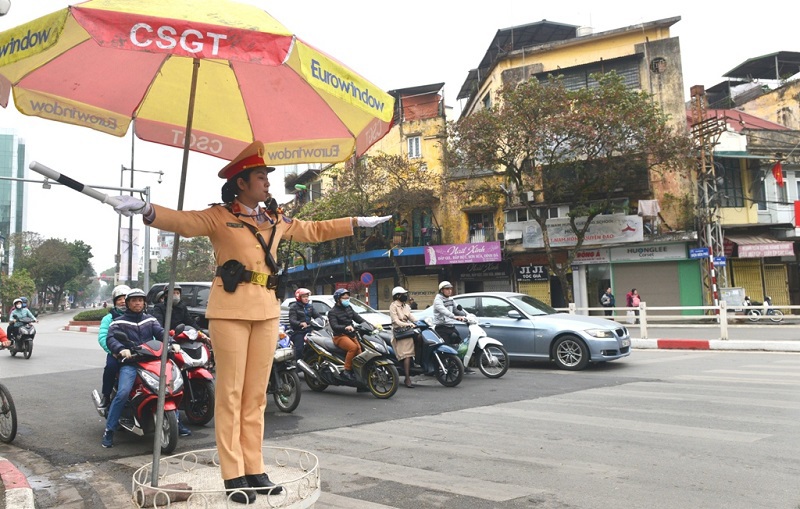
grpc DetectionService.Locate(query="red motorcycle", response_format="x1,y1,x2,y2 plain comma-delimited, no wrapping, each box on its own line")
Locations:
171,325,215,426
92,333,184,454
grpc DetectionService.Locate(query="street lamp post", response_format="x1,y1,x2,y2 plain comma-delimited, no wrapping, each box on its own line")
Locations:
117,165,162,290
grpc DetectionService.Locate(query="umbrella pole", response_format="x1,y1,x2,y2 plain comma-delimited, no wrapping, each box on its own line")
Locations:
151,57,201,487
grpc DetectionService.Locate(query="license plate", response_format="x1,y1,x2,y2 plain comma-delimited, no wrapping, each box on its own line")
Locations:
621,339,631,347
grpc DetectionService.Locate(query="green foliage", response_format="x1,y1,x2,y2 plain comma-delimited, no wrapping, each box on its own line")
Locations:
73,308,110,321
16,237,94,311
149,236,215,283
0,269,36,315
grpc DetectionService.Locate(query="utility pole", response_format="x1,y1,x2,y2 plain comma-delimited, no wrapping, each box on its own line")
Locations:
690,85,727,308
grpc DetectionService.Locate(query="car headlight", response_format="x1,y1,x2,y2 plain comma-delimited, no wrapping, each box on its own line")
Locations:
584,328,615,338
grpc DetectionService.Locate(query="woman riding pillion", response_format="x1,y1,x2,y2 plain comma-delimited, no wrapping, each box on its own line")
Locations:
288,288,320,360
328,289,366,381
389,286,422,388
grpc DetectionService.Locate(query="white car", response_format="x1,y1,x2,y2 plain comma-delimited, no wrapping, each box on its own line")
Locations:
280,295,392,330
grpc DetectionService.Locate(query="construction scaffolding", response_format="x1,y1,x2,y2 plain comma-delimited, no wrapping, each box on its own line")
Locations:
689,85,728,307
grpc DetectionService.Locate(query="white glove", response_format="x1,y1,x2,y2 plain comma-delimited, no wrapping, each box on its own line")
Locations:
119,349,132,359
113,195,151,217
356,215,392,228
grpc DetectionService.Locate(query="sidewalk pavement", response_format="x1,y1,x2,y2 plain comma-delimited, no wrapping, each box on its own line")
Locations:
5,322,786,509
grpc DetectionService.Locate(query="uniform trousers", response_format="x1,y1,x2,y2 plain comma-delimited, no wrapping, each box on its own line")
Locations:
209,317,279,480
332,334,361,371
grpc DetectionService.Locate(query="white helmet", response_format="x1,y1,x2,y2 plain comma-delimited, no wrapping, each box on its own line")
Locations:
438,281,453,291
111,285,131,301
392,286,408,299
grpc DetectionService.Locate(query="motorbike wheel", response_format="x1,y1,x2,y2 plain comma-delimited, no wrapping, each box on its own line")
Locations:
366,362,398,399
183,380,215,426
23,341,32,360
747,309,761,322
0,383,17,443
769,310,784,323
272,370,301,413
436,354,464,387
8,344,15,357
158,410,179,455
478,345,509,379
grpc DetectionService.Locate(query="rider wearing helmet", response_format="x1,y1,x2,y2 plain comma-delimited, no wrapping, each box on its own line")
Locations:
102,288,172,448
288,288,320,360
152,283,198,331
8,297,36,341
432,281,467,346
327,289,366,380
389,286,421,388
97,285,131,411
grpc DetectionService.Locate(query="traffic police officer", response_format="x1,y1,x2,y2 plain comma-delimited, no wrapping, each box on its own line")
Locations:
114,141,390,503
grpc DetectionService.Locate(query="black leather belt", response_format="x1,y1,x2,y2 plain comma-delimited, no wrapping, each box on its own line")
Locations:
215,266,278,289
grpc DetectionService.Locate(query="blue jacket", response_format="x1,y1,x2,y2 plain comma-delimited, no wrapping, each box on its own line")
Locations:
98,307,125,354
106,309,166,356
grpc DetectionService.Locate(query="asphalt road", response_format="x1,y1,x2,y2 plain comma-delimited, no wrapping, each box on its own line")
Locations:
0,310,797,508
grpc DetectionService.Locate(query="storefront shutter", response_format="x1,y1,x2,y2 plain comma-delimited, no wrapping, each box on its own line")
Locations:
518,281,551,305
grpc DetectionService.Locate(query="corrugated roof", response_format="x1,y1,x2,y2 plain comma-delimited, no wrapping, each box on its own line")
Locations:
686,109,789,132
723,51,800,80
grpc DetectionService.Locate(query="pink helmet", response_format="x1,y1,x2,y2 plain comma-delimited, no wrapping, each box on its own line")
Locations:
295,288,311,301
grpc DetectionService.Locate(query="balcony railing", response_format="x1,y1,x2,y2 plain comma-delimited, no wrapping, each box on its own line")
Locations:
469,226,495,243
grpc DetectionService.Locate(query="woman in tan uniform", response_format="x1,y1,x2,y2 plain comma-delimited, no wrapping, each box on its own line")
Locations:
114,141,390,504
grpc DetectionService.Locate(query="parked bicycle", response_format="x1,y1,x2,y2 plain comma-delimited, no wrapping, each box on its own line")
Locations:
744,296,784,323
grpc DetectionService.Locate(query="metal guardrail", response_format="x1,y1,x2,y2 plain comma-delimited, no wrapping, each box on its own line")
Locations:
556,301,798,340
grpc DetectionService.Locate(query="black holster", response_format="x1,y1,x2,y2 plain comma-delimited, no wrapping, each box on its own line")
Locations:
218,259,245,293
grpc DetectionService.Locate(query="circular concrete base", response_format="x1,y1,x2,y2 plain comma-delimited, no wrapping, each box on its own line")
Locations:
131,446,320,507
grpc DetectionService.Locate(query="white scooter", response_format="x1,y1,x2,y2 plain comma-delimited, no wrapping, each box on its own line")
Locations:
454,312,509,379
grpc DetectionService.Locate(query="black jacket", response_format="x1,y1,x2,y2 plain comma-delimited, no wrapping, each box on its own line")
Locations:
152,301,198,331
327,303,364,335
288,301,320,331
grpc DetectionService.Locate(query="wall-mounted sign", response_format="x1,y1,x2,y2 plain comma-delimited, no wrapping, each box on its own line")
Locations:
612,243,688,262
424,242,502,266
515,265,548,282
522,215,643,249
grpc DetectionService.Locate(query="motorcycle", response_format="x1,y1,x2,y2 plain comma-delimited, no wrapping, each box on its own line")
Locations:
268,330,301,413
453,313,509,378
8,316,35,359
375,319,465,387
91,331,184,454
298,319,399,399
171,325,215,426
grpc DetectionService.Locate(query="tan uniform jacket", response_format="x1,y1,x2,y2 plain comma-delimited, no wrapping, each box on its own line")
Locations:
149,204,353,321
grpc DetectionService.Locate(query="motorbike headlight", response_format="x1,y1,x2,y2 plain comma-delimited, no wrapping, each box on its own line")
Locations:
139,369,160,392
172,364,184,392
585,328,615,338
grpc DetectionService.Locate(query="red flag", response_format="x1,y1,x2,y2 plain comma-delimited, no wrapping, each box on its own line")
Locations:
772,162,784,186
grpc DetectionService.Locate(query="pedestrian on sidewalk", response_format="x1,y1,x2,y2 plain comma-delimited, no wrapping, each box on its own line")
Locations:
600,287,615,317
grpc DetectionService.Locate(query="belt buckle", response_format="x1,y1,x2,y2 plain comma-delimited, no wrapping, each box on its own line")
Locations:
250,271,268,286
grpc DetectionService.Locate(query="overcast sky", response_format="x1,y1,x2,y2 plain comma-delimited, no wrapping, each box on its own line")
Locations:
1,0,797,279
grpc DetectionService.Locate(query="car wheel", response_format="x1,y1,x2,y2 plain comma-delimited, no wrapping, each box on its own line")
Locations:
552,335,589,371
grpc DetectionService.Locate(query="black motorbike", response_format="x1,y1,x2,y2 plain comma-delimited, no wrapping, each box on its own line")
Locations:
298,319,399,399
8,316,35,359
268,334,301,413
373,319,464,387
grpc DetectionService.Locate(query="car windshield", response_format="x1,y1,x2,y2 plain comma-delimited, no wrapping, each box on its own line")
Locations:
507,295,557,316
346,297,376,314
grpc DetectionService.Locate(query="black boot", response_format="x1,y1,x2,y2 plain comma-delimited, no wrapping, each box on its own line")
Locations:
223,476,256,504
245,473,284,495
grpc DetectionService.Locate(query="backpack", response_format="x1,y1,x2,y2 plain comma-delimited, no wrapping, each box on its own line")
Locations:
600,294,611,306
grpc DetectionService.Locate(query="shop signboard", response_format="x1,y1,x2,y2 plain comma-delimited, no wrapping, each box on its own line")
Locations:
515,265,548,282
612,243,688,262
455,262,509,280
522,215,643,248
424,241,502,266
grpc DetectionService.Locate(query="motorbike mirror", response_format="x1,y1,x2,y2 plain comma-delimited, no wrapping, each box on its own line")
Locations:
456,304,463,311
174,324,185,336
113,330,133,346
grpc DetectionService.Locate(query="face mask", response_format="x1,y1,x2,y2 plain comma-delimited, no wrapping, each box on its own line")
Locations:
399,294,408,302
341,300,351,308
115,305,127,313
172,296,181,304
14,304,21,309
